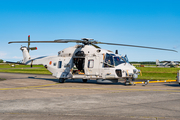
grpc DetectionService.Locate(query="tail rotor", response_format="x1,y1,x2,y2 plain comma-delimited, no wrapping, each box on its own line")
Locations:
27,35,37,52
28,35,30,52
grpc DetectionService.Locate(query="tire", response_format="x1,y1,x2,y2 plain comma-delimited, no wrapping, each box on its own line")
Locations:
59,78,65,83
125,81,130,86
82,79,87,83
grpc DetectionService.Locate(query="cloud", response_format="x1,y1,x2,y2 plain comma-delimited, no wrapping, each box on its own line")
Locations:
0,51,7,58
0,51,22,60
13,56,22,59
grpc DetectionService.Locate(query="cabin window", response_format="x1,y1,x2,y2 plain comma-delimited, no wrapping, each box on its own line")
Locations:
88,59,94,68
58,61,62,68
53,63,56,66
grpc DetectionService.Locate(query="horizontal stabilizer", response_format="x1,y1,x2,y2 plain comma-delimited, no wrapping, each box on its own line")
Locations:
29,47,37,50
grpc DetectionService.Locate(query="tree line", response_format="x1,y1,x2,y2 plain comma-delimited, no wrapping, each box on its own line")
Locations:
0,59,3,63
130,61,156,65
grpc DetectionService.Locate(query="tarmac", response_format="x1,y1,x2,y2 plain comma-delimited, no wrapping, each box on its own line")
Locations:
0,72,180,120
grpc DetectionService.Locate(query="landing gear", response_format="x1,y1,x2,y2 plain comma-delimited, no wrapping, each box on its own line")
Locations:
125,81,131,86
144,80,149,85
82,79,87,83
125,78,131,86
59,78,65,83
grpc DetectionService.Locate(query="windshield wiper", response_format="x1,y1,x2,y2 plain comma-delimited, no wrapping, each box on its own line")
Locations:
103,62,114,67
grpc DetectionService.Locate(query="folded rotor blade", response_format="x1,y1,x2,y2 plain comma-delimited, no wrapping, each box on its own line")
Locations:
97,42,177,52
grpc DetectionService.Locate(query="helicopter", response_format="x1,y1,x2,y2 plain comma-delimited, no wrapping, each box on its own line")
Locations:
156,59,179,67
8,35,177,84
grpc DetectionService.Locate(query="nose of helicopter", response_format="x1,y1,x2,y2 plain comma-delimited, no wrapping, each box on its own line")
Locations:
115,63,140,79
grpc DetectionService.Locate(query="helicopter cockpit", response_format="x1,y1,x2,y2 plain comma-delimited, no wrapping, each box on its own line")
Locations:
104,53,129,67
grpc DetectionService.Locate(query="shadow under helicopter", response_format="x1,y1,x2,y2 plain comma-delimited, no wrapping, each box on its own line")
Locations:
163,83,180,87
28,76,125,85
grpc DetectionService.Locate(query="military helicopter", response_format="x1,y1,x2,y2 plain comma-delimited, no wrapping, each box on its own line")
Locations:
8,35,177,84
156,59,179,67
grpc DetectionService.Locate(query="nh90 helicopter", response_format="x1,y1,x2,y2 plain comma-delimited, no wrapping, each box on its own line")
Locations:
8,35,177,84
156,59,179,67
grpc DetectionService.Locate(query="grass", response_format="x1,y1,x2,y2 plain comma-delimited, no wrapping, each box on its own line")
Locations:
0,64,179,80
0,78,6,81
0,64,51,74
0,64,43,68
0,68,51,74
137,67,180,80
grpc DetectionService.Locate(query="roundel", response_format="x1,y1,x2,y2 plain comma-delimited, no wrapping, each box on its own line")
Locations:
49,61,52,65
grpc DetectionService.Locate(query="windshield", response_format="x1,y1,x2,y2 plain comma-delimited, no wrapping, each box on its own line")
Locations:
114,56,125,66
124,55,129,62
104,53,129,67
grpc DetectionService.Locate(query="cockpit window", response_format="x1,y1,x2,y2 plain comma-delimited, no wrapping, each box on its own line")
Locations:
114,57,125,66
104,53,114,67
124,55,129,62
104,53,129,67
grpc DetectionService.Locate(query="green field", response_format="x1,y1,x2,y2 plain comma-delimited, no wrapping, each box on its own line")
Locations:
0,64,51,74
0,64,179,80
0,64,43,68
137,67,180,80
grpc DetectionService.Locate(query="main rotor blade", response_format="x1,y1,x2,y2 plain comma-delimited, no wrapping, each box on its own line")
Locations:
161,61,171,63
91,44,101,48
54,39,83,43
97,42,177,52
4,61,25,65
8,39,83,44
8,41,68,44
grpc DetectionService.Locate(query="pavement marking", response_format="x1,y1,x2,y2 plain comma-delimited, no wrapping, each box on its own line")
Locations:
32,87,180,92
0,83,180,92
0,83,59,90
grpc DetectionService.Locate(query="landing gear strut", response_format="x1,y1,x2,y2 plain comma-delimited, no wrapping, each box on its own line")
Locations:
59,78,65,83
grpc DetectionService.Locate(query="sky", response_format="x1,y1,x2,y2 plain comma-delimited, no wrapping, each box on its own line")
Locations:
0,0,180,62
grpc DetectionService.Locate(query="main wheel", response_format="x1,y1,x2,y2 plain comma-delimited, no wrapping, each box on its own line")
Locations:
125,81,130,86
82,79,87,83
59,78,65,83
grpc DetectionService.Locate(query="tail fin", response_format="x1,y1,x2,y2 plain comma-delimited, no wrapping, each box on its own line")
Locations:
20,35,37,64
20,46,31,64
156,59,160,65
